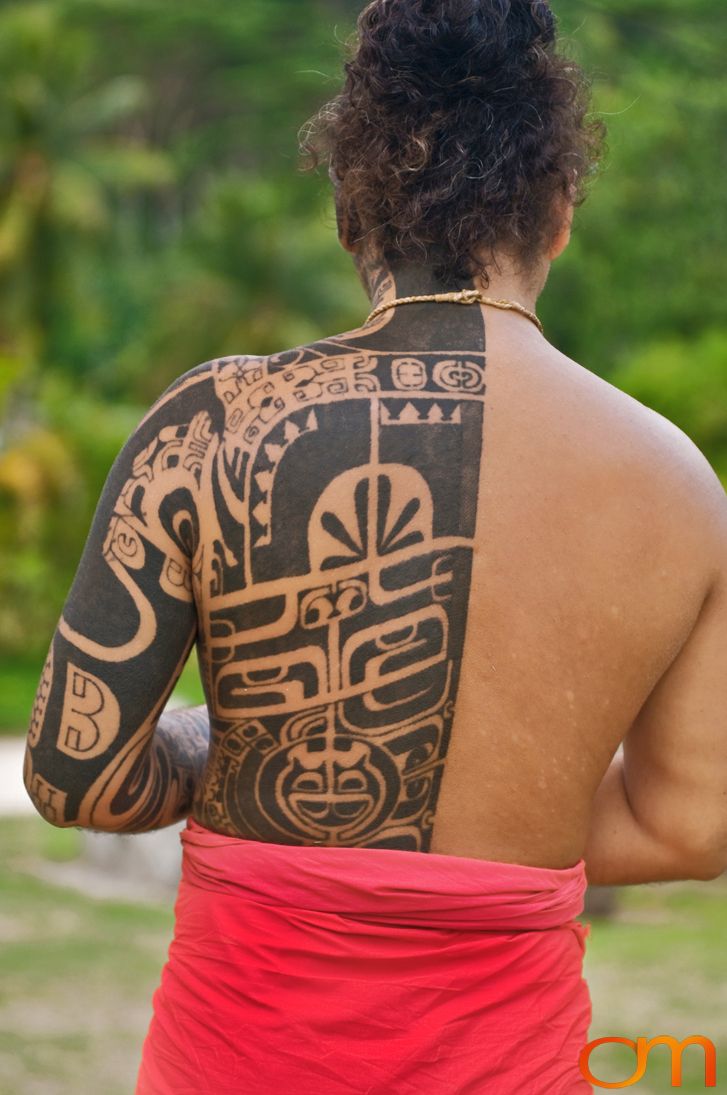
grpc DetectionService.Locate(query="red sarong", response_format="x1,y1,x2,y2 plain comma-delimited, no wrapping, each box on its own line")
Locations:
136,818,591,1094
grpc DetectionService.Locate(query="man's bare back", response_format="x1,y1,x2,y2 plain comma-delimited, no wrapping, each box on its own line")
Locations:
24,254,727,891
433,309,727,871
179,274,727,874
188,274,490,853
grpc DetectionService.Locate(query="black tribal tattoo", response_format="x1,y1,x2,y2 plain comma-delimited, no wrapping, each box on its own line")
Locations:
25,260,486,849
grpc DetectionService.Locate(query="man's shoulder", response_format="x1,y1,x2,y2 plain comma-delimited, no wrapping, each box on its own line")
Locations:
160,343,335,404
157,355,259,405
139,354,269,432
554,348,727,565
145,343,341,442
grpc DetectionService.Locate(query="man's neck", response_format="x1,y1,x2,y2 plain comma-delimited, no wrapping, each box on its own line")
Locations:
357,249,546,317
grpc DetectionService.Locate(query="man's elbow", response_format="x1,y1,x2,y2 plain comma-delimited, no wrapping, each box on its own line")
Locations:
670,833,727,882
23,779,77,829
23,744,87,829
632,795,727,883
24,786,103,831
688,850,727,882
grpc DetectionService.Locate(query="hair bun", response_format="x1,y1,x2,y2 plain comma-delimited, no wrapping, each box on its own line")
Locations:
359,0,556,64
355,0,557,105
509,1,557,50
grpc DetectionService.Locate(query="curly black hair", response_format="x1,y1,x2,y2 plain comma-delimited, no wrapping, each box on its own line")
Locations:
302,0,605,285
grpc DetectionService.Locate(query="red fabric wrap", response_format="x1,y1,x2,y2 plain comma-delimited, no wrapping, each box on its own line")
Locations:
136,818,592,1094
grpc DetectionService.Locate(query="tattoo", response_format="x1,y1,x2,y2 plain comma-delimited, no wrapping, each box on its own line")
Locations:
353,246,394,308
96,705,212,833
195,261,486,851
154,706,211,780
25,260,486,851
24,362,217,832
52,705,213,834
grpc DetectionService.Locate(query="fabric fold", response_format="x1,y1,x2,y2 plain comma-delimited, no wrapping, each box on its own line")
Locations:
136,818,592,1094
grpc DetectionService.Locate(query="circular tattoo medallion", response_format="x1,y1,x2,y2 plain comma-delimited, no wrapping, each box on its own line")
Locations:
245,731,401,844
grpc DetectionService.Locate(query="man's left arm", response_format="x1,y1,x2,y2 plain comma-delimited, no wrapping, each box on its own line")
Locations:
23,364,217,832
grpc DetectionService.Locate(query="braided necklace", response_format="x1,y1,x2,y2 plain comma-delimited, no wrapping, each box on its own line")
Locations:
366,288,543,335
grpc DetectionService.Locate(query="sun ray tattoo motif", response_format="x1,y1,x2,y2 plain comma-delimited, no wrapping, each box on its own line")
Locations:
24,268,486,849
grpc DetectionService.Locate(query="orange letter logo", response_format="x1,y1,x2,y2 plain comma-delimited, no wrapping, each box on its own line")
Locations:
580,1035,717,1089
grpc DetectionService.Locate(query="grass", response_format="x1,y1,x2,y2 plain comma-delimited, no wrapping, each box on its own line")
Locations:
583,880,727,1092
0,816,174,1095
0,652,207,735
0,815,725,1093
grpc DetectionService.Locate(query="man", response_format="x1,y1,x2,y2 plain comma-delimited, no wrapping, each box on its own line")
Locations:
25,1,727,1091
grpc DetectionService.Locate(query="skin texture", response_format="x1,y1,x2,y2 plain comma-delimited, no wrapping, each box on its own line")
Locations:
25,241,727,880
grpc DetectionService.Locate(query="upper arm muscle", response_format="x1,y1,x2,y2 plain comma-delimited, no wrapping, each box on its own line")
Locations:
623,550,727,869
24,364,218,828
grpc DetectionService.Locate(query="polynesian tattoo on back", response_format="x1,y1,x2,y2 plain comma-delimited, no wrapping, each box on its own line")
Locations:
25,264,486,850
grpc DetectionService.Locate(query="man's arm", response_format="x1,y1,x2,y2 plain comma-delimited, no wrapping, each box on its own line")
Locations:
144,705,212,828
23,363,218,833
585,475,727,885
585,751,725,885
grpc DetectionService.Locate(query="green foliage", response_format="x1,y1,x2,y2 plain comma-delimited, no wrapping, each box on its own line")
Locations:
0,0,725,665
610,330,727,483
0,656,46,733
0,1,175,367
546,0,727,368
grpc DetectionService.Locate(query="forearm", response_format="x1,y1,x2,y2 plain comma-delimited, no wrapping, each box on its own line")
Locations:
118,704,211,833
138,704,212,831
72,705,211,835
584,756,722,885
153,703,211,788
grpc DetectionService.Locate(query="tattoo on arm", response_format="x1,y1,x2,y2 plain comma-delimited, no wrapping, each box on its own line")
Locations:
148,705,211,818
82,705,212,835
24,365,221,833
62,706,211,835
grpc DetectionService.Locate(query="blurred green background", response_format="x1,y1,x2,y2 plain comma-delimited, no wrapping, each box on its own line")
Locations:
0,1,726,1090
1,0,727,718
